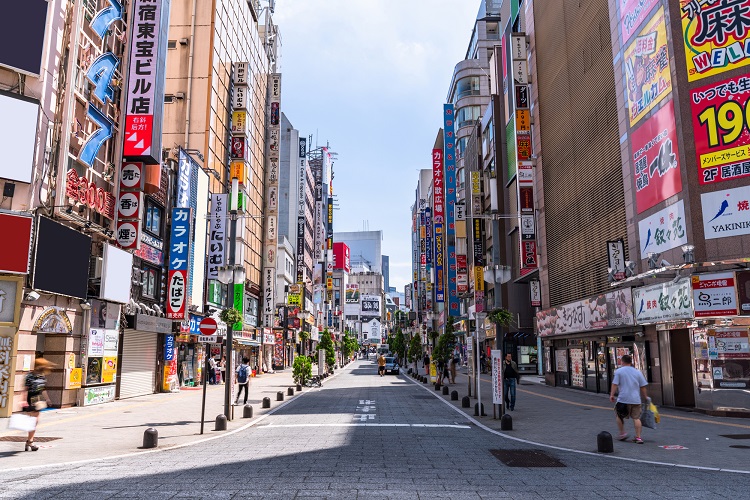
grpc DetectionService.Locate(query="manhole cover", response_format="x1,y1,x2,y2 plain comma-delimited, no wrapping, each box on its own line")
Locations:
0,436,61,443
730,445,750,449
490,449,565,467
720,434,750,440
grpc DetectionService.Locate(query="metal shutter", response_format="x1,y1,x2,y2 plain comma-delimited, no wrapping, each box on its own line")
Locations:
533,0,628,307
119,329,157,399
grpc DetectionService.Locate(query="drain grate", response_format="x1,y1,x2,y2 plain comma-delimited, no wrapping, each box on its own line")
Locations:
730,445,750,449
490,449,566,467
0,436,61,443
720,434,750,440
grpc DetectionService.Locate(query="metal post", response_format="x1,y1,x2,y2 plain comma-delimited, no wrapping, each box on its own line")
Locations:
283,304,289,367
224,198,237,421
200,350,209,434
476,314,482,415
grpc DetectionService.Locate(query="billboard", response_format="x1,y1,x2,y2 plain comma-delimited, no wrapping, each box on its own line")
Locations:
166,208,192,320
122,0,171,163
0,213,32,274
619,0,660,44
432,148,445,303
701,185,750,239
536,289,635,337
207,194,227,279
638,199,688,258
0,0,49,76
443,104,460,314
32,217,91,299
0,91,39,183
680,0,750,81
361,294,381,318
690,74,750,185
633,278,693,324
692,272,738,317
631,100,682,213
623,7,672,127
333,242,350,272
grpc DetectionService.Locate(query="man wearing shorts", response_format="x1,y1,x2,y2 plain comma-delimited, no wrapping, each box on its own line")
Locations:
377,354,386,377
609,354,648,444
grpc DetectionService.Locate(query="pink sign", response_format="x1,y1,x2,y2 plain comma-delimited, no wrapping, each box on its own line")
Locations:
620,0,660,43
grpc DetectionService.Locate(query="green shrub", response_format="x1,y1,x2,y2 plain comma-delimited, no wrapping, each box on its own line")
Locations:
293,355,312,385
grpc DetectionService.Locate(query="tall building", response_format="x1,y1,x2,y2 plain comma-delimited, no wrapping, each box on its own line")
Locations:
382,255,390,292
336,230,383,273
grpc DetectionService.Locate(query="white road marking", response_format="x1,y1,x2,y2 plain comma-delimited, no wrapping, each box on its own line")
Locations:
356,405,375,412
257,423,472,429
355,414,377,421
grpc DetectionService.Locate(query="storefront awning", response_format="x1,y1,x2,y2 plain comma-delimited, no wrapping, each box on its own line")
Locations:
235,339,261,346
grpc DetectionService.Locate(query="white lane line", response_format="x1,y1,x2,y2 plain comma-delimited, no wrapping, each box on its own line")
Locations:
404,374,750,475
0,361,359,473
256,423,472,429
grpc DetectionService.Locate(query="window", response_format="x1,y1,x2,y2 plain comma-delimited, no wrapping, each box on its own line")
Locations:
144,200,163,236
486,22,500,40
456,106,480,129
168,40,177,49
333,278,341,287
455,76,480,100
456,137,468,159
141,266,159,299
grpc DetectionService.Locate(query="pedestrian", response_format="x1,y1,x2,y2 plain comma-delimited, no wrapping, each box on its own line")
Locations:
503,353,520,411
219,356,226,384
377,353,386,377
423,353,430,377
235,357,251,405
609,354,648,444
208,355,217,385
480,351,488,374
22,358,55,451
449,355,459,384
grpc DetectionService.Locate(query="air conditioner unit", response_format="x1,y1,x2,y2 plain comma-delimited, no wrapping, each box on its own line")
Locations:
175,92,185,100
89,256,103,280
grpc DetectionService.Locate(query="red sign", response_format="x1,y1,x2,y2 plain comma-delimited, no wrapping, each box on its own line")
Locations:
517,134,532,161
231,137,248,160
199,317,218,335
0,213,32,274
691,74,750,185
166,270,187,320
521,240,538,269
519,187,534,212
65,169,116,219
333,242,350,272
456,254,467,273
631,100,682,213
123,115,154,157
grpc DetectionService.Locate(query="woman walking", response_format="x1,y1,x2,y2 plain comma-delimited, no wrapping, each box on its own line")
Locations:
22,358,54,451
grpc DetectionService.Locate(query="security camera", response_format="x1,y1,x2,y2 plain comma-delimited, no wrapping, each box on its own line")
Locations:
660,259,671,267
25,291,40,301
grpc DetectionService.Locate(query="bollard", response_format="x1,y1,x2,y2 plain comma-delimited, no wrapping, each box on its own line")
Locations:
434,382,441,391
461,396,471,408
214,414,227,431
243,405,253,418
407,368,412,374
442,386,449,395
597,431,614,453
287,387,294,396
501,413,513,431
296,384,302,392
451,390,459,401
262,397,271,408
474,403,485,416
142,427,158,448
277,391,284,401
422,377,428,384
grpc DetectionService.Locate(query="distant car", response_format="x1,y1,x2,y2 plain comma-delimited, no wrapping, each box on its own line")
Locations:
383,357,400,375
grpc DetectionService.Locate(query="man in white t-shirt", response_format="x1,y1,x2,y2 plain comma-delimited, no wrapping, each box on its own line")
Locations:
609,354,648,444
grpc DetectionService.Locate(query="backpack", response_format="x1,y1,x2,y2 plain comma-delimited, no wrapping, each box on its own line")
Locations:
238,364,249,383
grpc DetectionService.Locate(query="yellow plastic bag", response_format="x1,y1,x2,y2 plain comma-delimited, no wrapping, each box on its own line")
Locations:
650,401,660,424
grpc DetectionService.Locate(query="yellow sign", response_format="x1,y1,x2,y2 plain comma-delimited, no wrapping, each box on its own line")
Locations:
515,109,530,132
67,368,82,389
474,265,485,292
101,357,117,383
471,171,481,195
429,363,437,383
230,161,246,181
623,7,672,126
231,111,248,136
287,292,301,306
681,0,750,81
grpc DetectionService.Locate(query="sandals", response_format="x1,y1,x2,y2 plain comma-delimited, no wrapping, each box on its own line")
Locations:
617,433,629,441
634,437,644,444
25,440,38,452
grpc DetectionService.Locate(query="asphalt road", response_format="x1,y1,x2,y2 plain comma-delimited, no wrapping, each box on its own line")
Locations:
1,359,749,499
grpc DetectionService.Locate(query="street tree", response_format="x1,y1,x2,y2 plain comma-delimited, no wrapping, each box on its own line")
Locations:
318,329,336,371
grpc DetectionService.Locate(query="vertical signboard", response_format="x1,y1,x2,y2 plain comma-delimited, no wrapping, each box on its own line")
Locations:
263,73,282,326
690,74,750,185
473,217,485,313
122,0,170,163
116,161,144,249
166,208,192,320
631,100,682,213
432,148,445,303
623,7,672,127
297,138,307,283
680,0,750,81
207,194,227,279
443,104,460,314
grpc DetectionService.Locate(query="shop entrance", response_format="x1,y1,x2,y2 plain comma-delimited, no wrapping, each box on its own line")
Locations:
669,329,695,407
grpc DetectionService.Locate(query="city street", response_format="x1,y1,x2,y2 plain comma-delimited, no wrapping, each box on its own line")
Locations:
2,359,750,499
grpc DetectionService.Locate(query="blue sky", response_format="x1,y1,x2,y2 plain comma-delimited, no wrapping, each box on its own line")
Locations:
275,1,479,291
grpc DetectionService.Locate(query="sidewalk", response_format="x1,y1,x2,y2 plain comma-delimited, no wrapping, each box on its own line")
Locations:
408,364,750,471
0,369,301,469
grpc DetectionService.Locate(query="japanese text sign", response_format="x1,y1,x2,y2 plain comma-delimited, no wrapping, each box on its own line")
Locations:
692,272,738,317
631,100,682,213
690,74,750,185
167,207,192,320
432,148,444,221
619,0,660,44
623,7,672,126
633,278,694,324
680,0,750,81
207,194,227,279
638,199,688,258
701,185,750,239
536,289,634,337
607,239,626,280
443,103,459,314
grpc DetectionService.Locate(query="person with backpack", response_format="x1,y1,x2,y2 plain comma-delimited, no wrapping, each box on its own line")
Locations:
235,357,251,405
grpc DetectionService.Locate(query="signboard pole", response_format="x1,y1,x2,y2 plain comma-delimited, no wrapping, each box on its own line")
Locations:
476,313,484,417
200,353,209,434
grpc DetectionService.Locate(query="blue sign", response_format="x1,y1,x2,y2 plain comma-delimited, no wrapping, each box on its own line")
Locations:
168,208,192,272
187,314,202,335
164,335,175,360
425,207,432,267
443,104,460,314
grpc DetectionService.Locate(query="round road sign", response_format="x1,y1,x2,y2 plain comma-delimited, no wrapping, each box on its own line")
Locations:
199,317,218,336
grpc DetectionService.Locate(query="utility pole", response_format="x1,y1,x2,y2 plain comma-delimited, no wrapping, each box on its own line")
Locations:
223,178,239,420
